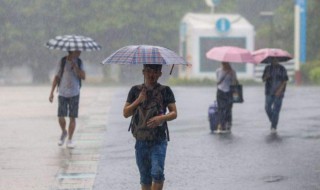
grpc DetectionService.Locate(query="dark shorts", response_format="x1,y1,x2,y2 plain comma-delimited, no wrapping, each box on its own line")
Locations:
135,140,167,185
58,95,80,118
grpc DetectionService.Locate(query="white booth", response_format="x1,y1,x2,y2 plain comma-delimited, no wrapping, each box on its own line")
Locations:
179,13,255,79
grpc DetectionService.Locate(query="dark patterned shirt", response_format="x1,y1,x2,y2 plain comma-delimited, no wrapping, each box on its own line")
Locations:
262,64,288,96
126,83,176,140
126,83,176,110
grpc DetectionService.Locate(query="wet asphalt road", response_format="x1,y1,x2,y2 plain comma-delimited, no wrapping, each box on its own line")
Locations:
93,86,320,190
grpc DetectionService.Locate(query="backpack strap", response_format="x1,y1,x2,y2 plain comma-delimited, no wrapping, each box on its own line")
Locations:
128,84,144,132
77,58,82,88
57,57,67,90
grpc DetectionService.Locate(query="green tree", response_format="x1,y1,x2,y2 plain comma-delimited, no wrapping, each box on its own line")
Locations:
0,0,318,83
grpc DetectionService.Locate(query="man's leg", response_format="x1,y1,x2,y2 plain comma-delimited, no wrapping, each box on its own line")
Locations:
58,96,68,132
141,185,151,190
265,95,274,123
271,97,283,129
58,117,67,132
67,95,79,147
152,182,163,190
68,117,76,140
136,141,152,189
58,96,68,146
150,140,167,190
58,117,68,146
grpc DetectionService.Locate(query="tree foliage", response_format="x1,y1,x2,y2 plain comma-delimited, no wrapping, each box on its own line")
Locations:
0,0,318,82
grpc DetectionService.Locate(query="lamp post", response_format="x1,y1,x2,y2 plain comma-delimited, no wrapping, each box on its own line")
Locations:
205,0,221,14
260,11,275,48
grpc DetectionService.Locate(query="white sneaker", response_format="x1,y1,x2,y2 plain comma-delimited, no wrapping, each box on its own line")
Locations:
66,140,76,149
271,128,277,134
213,129,222,134
58,131,67,146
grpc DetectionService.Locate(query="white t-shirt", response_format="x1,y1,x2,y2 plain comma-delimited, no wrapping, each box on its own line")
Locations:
216,68,237,92
55,58,84,97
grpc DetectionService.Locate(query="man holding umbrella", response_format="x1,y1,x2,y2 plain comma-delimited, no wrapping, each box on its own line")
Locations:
123,64,177,190
102,45,188,189
49,50,85,148
262,58,288,133
46,35,101,148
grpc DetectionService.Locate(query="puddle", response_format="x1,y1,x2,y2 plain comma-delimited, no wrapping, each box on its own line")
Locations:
57,173,96,179
262,175,287,183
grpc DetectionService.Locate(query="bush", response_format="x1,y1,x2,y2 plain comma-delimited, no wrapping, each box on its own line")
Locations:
301,60,320,85
167,77,261,86
310,67,320,85
167,77,215,86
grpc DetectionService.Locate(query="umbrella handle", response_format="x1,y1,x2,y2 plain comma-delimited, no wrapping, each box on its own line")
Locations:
169,65,175,75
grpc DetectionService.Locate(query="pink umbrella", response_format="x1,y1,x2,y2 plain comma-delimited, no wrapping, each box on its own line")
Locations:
252,48,292,64
206,46,256,63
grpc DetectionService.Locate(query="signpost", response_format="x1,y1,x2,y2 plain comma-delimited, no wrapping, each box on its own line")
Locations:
294,0,307,85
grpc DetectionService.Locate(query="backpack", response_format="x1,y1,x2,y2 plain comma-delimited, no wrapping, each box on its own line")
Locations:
57,56,83,89
128,84,170,141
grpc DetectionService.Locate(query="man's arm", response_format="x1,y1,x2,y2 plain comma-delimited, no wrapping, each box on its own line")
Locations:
163,103,177,121
71,62,86,80
49,75,59,103
275,81,287,97
262,67,270,82
123,88,146,118
147,103,177,128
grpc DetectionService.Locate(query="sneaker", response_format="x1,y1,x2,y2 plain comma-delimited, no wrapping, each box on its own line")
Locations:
58,131,67,146
213,129,222,134
271,128,277,134
66,140,76,149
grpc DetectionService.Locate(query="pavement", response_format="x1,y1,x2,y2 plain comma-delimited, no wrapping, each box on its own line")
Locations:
1,85,320,190
0,86,114,190
93,85,320,190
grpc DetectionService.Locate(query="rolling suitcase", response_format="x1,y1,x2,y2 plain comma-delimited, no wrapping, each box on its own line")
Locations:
208,101,219,132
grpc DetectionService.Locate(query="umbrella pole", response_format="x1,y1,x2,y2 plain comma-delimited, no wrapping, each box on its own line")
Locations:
169,65,175,75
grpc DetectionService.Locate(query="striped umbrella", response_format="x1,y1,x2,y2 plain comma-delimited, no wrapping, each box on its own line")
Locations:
102,45,188,65
102,45,189,74
45,35,101,51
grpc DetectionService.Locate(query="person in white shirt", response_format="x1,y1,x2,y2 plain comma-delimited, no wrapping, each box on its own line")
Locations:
216,62,238,133
49,50,86,148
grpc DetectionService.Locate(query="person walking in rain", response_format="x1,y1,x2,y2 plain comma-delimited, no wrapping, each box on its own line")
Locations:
216,61,238,133
262,58,288,133
123,64,177,190
49,50,85,148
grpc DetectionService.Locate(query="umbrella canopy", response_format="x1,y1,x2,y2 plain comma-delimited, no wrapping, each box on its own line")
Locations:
102,45,188,65
45,35,101,51
206,46,256,64
252,48,292,63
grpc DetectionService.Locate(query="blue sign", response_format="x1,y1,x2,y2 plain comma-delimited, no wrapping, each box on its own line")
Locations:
216,18,231,33
212,0,221,5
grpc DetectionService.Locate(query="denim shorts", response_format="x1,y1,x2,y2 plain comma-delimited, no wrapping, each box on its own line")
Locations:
58,95,80,118
135,139,167,185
